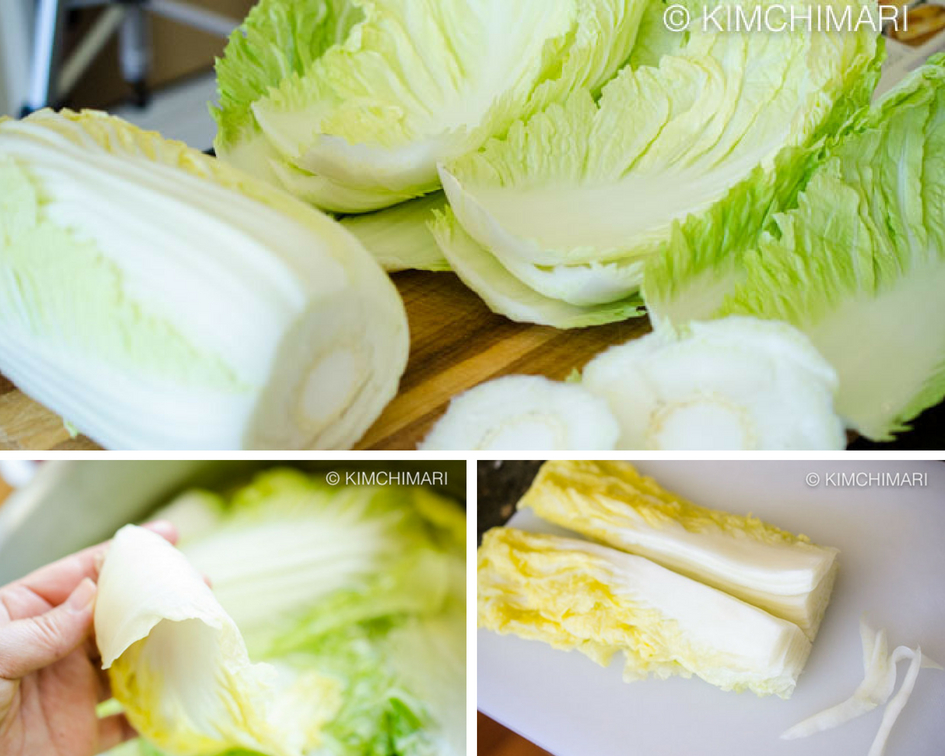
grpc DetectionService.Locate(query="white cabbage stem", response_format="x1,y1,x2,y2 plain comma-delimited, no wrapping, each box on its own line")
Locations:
782,619,944,754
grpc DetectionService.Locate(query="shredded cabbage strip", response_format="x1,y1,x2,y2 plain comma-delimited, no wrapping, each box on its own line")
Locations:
781,619,943,755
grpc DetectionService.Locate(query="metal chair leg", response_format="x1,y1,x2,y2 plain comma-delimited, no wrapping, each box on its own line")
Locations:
24,0,68,113
119,2,151,107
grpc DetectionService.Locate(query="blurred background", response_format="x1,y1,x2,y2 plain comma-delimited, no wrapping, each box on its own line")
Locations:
0,459,466,582
0,0,254,149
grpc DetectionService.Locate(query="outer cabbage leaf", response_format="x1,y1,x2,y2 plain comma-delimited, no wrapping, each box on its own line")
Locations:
436,0,882,325
430,209,645,327
0,110,408,450
213,0,645,213
648,57,945,440
340,194,450,272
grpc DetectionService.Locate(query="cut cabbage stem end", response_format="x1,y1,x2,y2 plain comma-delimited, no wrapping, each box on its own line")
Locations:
419,375,619,451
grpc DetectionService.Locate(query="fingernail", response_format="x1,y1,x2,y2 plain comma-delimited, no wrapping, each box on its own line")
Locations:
144,520,178,542
66,578,97,612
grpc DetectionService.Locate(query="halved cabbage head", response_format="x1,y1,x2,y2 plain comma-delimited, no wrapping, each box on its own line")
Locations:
478,527,813,698
519,460,839,640
645,56,945,441
581,317,846,449
213,0,645,213
435,0,881,325
0,110,408,450
95,525,322,756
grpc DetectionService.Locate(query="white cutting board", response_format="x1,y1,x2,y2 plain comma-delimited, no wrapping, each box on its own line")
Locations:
478,461,945,756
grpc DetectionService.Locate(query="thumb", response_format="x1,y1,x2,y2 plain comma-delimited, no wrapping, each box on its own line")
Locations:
0,579,97,681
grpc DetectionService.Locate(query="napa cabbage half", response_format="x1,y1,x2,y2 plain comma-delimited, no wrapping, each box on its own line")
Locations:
213,0,646,213
0,110,408,450
434,0,882,325
646,56,945,440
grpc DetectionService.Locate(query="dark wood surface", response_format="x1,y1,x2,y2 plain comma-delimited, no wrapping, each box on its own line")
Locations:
0,271,939,450
479,712,552,756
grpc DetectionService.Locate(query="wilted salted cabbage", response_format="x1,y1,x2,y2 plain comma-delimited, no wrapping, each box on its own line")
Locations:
102,469,466,756
96,525,311,756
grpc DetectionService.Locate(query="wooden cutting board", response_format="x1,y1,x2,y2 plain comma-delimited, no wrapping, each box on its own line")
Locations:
0,271,648,451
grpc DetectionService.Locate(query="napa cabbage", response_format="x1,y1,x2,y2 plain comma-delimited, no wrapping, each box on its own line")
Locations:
0,110,408,450
646,56,945,440
518,461,839,640
434,0,882,324
102,469,466,756
479,527,813,698
213,0,646,213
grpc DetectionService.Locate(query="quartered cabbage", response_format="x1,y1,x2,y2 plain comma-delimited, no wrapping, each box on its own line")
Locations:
434,0,881,324
109,468,466,756
518,461,839,640
0,110,408,450
581,317,846,450
96,525,312,756
213,0,646,213
478,527,813,698
646,57,945,440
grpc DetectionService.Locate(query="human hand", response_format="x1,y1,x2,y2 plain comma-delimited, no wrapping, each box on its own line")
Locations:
0,521,178,756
